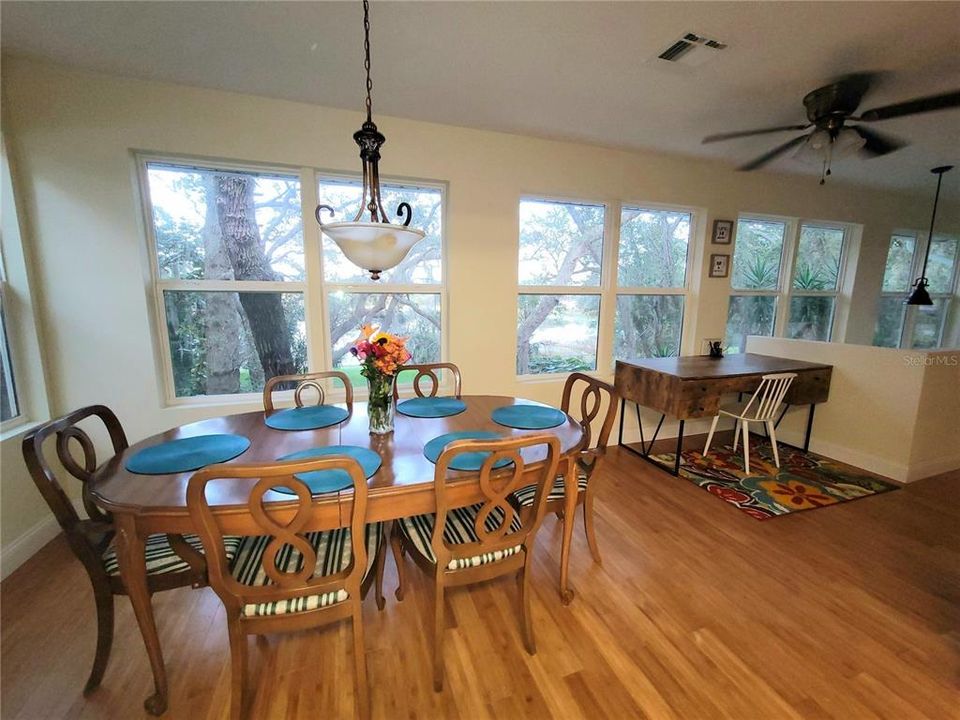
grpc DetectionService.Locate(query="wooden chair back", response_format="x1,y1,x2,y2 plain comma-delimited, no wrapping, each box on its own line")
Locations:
561,372,618,453
741,373,797,421
186,456,369,617
263,370,353,415
431,434,560,569
393,362,462,400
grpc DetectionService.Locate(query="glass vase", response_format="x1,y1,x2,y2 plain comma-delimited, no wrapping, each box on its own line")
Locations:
367,373,395,435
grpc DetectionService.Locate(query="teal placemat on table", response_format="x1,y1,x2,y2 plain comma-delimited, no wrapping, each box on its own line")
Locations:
265,405,349,431
274,445,382,495
423,431,513,472
125,434,250,475
491,403,566,430
397,397,467,418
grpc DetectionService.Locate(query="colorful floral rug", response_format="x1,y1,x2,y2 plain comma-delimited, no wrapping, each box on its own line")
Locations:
651,443,899,520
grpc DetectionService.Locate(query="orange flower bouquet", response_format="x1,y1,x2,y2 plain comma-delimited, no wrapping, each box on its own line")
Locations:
349,324,411,434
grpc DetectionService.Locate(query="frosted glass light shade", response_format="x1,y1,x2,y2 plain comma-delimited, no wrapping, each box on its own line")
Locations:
793,128,865,165
321,221,426,275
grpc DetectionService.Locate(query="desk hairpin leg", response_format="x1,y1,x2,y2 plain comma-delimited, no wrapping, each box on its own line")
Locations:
617,399,679,475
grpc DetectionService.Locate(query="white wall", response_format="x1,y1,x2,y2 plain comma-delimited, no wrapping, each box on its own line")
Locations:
2,57,958,569
747,337,960,482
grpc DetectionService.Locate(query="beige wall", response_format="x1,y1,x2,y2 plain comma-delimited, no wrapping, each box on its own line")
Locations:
2,57,958,567
747,337,960,482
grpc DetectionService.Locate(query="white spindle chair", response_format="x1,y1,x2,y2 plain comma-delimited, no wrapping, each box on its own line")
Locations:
703,372,797,474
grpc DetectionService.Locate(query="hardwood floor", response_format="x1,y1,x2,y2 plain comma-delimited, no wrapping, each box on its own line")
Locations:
3,439,959,719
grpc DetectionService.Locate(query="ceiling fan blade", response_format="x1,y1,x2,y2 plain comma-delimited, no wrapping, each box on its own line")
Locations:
852,126,907,156
738,134,811,171
859,90,960,121
703,125,811,143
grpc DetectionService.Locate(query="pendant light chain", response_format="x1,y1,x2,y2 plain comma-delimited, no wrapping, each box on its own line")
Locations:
363,0,373,124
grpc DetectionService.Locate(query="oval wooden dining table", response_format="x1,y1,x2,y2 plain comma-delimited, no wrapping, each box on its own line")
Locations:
90,395,585,715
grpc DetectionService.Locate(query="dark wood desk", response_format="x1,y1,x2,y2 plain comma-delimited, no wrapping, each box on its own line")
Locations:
614,354,832,474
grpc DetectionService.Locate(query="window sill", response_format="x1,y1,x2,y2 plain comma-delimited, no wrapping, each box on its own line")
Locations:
0,416,49,443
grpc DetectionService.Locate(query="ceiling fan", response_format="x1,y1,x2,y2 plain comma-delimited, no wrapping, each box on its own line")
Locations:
702,73,960,183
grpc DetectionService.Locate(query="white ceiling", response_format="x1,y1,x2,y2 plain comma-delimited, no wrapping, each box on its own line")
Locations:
3,1,959,196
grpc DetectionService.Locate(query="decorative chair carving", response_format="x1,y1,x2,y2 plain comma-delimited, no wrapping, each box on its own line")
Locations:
262,370,354,416
392,362,462,399
510,373,618,574
187,456,385,720
389,433,560,691
21,405,210,696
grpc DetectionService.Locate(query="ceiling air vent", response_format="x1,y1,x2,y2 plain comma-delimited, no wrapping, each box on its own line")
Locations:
657,32,726,66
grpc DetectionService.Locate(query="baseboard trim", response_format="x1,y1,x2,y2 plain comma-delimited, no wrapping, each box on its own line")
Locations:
0,500,82,581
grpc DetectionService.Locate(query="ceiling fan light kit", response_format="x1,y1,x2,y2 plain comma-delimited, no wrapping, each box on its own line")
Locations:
906,165,953,307
315,0,425,281
703,74,960,184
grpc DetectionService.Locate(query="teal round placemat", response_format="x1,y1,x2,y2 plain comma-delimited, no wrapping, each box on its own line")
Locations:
274,445,382,495
397,397,467,418
265,405,349,431
125,434,250,475
423,431,513,471
491,404,566,430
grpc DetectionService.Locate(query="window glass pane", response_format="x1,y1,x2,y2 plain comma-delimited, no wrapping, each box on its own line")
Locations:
617,208,690,288
881,234,917,293
318,179,443,284
517,294,600,374
873,296,906,348
614,295,683,360
0,296,19,422
911,299,947,349
793,225,844,290
518,200,604,286
927,235,958,294
147,163,303,281
725,295,777,354
327,293,441,386
163,291,306,397
731,219,786,290
787,296,835,341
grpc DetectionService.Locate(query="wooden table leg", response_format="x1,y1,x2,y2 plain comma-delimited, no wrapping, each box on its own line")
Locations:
559,458,577,606
115,514,168,715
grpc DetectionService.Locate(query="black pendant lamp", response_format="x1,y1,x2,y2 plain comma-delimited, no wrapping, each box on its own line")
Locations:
906,165,953,305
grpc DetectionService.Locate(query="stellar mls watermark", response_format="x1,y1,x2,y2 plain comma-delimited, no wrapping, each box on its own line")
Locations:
903,355,959,367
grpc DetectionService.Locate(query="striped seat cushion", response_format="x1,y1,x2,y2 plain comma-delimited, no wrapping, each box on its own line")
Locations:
398,504,524,571
231,523,383,618
511,470,589,508
101,533,241,576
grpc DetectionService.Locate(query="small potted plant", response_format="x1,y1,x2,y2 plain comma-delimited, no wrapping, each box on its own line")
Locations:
350,324,411,434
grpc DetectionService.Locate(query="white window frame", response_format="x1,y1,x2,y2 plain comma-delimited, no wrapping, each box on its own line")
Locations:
516,195,608,381
877,230,960,349
727,214,853,349
316,171,449,396
137,153,448,406
608,200,701,369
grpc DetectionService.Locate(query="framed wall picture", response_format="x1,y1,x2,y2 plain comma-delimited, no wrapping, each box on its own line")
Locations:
712,219,733,244
709,253,730,278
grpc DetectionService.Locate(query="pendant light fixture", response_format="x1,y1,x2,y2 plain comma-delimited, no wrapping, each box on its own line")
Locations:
315,0,425,280
906,165,953,306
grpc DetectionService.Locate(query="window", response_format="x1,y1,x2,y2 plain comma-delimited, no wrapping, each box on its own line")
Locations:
725,218,787,353
874,232,959,348
143,161,308,399
320,177,444,387
516,199,604,375
725,217,849,352
0,279,19,423
613,206,691,360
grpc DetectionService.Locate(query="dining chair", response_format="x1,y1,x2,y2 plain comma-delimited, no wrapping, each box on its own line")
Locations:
262,370,354,416
392,362,462,399
186,456,385,720
21,405,215,696
703,372,797,474
510,373,618,569
389,433,560,691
